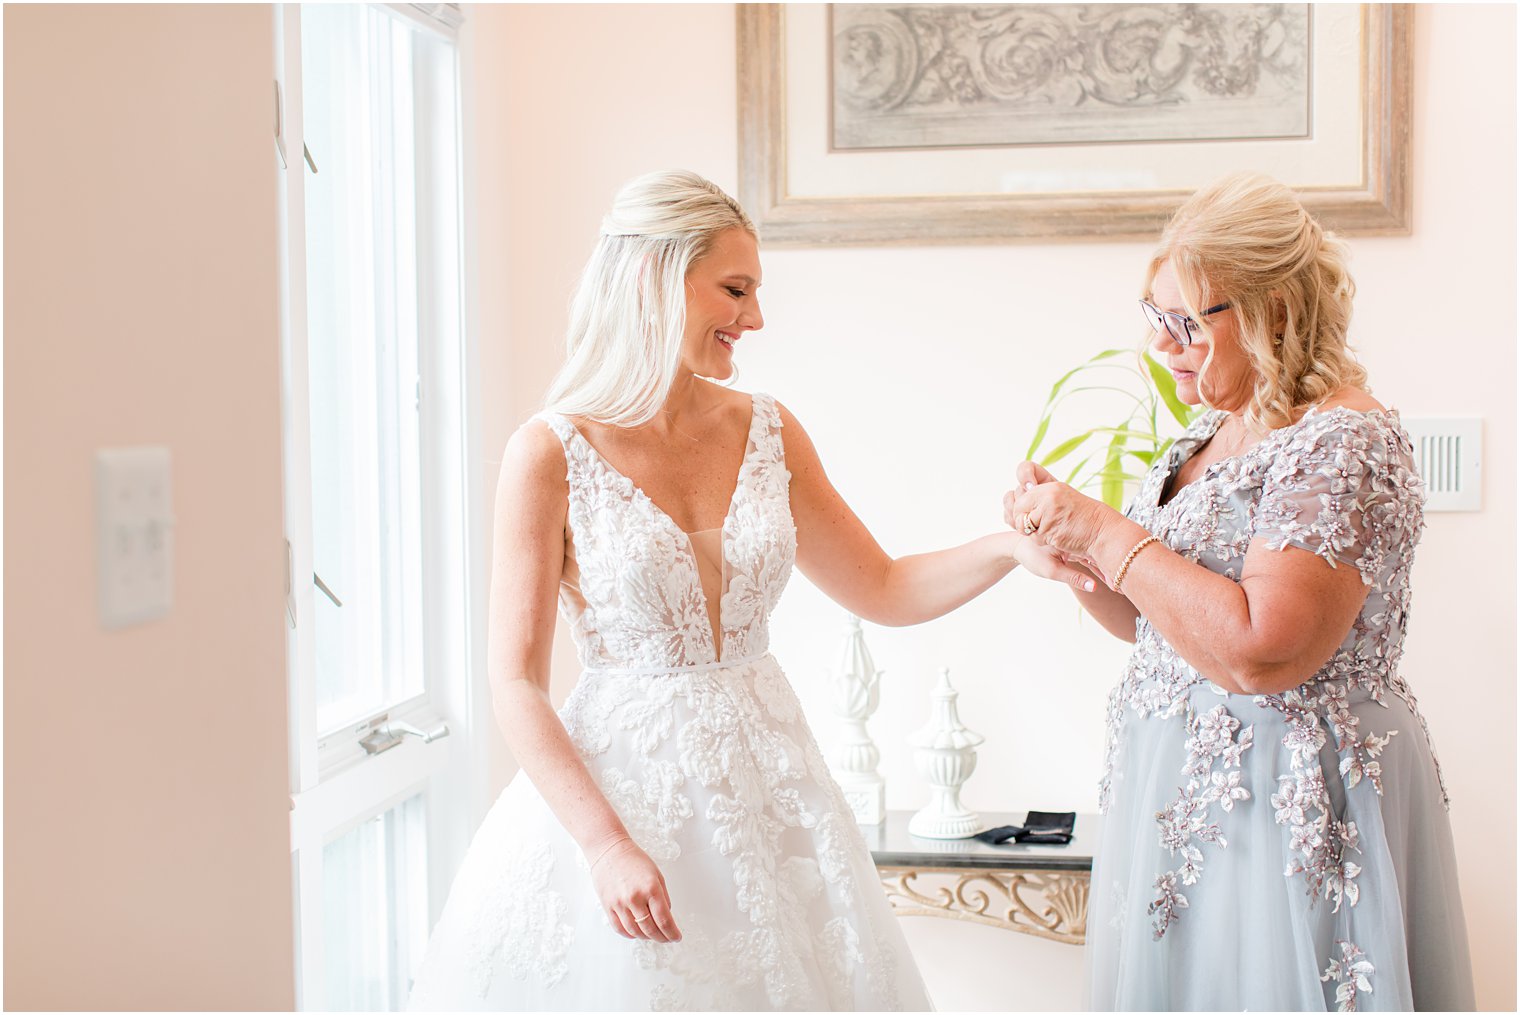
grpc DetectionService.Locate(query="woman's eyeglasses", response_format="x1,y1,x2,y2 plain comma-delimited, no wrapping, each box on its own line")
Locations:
1139,299,1231,349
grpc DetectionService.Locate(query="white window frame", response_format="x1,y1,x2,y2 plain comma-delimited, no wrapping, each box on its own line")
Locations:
276,3,487,1008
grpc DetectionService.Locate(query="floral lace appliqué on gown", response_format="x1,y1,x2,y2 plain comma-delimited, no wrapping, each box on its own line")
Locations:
407,393,930,1012
1086,406,1474,1012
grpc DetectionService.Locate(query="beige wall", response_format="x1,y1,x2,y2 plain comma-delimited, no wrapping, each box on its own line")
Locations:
3,5,294,1009
467,3,1516,1010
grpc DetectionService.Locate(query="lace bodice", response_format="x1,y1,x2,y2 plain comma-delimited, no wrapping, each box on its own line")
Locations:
536,393,796,671
410,392,929,1011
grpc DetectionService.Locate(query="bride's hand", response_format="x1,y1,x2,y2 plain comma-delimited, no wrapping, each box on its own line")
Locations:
586,834,682,944
1011,532,1097,593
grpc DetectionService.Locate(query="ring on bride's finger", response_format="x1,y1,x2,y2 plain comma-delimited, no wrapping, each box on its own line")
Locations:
633,912,653,923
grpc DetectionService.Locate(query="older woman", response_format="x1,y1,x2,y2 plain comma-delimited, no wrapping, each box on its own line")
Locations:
1007,174,1474,1011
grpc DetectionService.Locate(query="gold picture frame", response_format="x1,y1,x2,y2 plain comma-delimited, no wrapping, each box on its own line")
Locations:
737,4,1412,245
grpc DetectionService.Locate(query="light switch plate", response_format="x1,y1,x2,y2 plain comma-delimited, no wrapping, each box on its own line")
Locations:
95,446,174,628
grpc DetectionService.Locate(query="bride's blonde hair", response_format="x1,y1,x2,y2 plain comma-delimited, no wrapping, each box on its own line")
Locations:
1145,173,1367,431
544,170,756,427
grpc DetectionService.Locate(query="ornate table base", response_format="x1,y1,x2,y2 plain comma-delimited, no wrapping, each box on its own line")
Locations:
877,867,1090,944
866,810,1097,946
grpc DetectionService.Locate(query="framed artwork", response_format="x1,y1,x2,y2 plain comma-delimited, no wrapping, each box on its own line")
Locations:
737,4,1411,245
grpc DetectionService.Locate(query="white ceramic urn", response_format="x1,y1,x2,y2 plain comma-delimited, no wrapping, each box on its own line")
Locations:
829,615,886,825
907,667,986,839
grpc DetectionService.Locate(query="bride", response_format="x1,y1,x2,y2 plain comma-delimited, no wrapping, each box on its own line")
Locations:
407,170,1087,1011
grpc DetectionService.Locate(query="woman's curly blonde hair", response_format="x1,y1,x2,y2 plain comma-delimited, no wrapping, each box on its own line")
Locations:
1144,173,1367,431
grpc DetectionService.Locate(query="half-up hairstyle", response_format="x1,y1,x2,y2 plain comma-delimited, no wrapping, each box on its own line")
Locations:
544,170,756,427
1144,172,1367,431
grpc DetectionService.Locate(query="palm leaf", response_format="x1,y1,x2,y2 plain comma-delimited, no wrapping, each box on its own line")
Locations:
1100,432,1125,508
1063,453,1094,485
1025,343,1194,510
1142,352,1193,428
1024,412,1054,461
1038,431,1092,467
1084,426,1171,443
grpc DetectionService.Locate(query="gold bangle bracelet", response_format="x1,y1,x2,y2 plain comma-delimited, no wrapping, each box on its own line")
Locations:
1112,534,1160,593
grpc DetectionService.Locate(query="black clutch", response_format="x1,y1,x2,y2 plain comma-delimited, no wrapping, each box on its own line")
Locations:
973,810,1076,845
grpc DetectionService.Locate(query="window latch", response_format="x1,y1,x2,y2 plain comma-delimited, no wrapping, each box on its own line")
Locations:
313,571,343,607
360,715,451,756
285,540,297,628
274,80,288,169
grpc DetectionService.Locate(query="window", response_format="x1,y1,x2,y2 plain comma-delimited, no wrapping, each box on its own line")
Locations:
276,4,478,1009
322,795,429,1010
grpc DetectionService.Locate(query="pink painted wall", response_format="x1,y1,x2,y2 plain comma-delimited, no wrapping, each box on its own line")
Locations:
4,5,294,1009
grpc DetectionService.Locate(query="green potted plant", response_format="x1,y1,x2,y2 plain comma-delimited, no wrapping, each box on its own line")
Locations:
1025,346,1201,509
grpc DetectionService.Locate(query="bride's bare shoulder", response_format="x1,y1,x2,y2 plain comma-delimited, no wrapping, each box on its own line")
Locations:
707,380,756,412
502,417,570,486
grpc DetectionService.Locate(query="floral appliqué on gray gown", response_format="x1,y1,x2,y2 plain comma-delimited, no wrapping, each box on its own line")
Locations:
1087,407,1474,1012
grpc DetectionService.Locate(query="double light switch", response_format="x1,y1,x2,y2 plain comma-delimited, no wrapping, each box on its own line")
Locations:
95,446,175,628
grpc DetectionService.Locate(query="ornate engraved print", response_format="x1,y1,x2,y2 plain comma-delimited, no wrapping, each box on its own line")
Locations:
832,4,1311,149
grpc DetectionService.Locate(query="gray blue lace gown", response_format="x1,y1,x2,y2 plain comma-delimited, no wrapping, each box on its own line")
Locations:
1087,406,1475,1011
407,393,930,1011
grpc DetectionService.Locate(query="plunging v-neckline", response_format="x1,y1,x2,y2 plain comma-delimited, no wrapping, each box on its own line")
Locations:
561,398,760,661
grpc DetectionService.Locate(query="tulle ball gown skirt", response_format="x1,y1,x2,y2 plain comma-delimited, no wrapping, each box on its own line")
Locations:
407,655,932,1011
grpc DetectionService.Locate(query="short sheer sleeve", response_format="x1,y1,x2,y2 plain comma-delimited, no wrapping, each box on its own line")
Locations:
1252,411,1425,585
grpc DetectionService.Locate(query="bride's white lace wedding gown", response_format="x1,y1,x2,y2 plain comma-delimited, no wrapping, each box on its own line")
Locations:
408,393,930,1011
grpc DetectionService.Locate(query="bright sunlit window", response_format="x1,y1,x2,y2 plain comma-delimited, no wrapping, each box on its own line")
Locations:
303,2,430,733
278,3,473,1010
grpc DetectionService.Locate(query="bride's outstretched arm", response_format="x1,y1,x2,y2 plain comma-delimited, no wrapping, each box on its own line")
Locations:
486,422,681,944
778,402,1094,627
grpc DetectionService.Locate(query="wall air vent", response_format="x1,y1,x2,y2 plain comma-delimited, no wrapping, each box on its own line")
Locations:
1401,417,1482,512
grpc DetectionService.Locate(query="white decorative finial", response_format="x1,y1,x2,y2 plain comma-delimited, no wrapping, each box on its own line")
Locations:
828,614,886,825
907,667,985,839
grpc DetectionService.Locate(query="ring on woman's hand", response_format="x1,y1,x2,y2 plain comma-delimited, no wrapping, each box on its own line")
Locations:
633,912,653,923
1022,515,1039,536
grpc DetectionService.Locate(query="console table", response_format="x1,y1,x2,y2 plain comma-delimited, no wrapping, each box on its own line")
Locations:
865,810,1098,945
